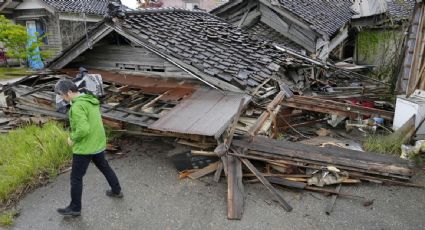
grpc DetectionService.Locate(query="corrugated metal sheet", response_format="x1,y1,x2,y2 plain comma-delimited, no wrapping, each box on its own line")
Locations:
149,88,251,138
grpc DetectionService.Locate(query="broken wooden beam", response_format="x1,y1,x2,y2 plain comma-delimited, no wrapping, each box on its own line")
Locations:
225,97,246,149
239,157,293,212
188,161,220,180
325,184,341,215
267,176,365,199
190,150,217,157
227,155,244,220
232,136,413,180
213,161,224,183
282,96,394,120
249,91,285,137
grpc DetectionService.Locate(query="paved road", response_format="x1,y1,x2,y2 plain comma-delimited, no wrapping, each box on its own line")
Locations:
7,137,425,230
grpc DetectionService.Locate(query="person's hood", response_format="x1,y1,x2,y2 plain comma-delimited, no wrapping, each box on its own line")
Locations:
72,94,99,105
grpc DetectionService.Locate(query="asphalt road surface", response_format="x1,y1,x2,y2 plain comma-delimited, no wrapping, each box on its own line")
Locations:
8,137,425,230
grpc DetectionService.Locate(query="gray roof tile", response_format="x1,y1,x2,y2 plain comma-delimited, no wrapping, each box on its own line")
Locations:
120,8,295,90
277,0,355,37
42,0,110,15
386,0,415,21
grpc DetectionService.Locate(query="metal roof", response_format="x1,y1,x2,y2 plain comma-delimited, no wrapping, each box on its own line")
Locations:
149,87,251,138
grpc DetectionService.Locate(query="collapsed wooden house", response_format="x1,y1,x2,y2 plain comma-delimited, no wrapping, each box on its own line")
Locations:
0,5,416,220
210,0,355,60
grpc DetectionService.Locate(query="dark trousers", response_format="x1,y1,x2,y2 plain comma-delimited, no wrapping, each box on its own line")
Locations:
69,151,121,211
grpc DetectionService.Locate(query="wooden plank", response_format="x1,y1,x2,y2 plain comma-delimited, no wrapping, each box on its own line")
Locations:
233,151,410,181
188,161,220,180
262,152,411,181
283,96,394,120
225,97,246,149
141,90,170,110
349,172,425,188
239,157,292,212
221,156,228,177
407,5,425,96
249,91,285,136
325,184,341,215
227,155,245,220
213,161,224,183
232,136,413,177
16,104,67,119
191,150,217,157
293,96,394,117
248,148,412,178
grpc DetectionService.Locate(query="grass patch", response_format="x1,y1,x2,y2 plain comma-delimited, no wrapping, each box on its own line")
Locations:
363,131,406,155
0,122,72,209
0,67,31,80
0,210,19,227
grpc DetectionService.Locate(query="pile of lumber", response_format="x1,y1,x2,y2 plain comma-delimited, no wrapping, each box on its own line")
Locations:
180,133,417,220
231,136,414,181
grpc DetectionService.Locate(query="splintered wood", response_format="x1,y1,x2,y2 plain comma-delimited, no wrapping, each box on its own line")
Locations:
283,95,395,120
232,136,414,181
227,155,244,220
188,162,220,180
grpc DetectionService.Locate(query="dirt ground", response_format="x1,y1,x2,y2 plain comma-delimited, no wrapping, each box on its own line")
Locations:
6,137,425,230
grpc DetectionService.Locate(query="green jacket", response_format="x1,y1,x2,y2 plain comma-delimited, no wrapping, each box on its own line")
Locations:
69,94,106,155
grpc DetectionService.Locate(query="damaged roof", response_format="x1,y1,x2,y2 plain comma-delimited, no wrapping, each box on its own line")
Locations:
386,0,415,21
246,21,303,52
49,8,308,93
120,9,297,92
41,0,109,15
274,0,355,37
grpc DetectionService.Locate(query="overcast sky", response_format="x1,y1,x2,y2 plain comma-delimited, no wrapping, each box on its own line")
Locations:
122,0,138,9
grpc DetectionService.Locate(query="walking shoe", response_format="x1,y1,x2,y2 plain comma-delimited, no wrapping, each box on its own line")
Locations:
57,206,81,216
106,190,123,198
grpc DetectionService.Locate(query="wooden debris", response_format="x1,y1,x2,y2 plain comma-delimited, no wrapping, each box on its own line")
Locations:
213,161,224,182
188,162,220,179
191,150,217,157
232,136,413,180
249,91,285,137
283,95,394,120
179,169,198,179
239,157,293,212
325,184,341,215
227,155,244,220
267,176,365,199
220,97,246,157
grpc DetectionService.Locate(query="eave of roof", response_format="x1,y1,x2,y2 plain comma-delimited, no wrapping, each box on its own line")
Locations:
48,8,310,94
41,0,109,15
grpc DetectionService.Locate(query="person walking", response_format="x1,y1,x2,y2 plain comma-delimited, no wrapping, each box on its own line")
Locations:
55,79,123,217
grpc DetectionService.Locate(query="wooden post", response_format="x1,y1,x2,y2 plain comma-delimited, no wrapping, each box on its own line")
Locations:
239,157,293,212
249,91,285,137
227,155,244,220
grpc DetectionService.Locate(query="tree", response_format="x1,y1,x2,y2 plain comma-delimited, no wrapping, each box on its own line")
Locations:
0,15,51,67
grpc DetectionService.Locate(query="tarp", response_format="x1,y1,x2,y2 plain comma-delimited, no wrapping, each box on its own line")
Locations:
26,21,44,70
